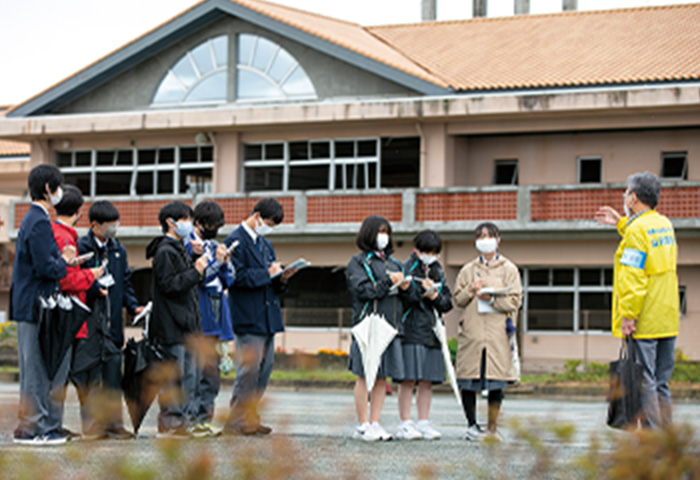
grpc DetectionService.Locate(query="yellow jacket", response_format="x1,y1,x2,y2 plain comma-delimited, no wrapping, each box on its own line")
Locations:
612,210,679,339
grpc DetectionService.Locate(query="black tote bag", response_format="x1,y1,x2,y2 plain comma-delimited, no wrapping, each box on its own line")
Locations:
607,335,644,429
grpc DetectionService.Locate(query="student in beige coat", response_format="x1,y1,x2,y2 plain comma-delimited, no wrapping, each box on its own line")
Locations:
453,222,522,441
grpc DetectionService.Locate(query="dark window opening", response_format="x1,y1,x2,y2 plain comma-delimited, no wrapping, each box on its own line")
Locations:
494,160,518,185
527,292,573,331
56,152,72,168
63,173,91,196
281,266,352,328
661,152,688,179
380,137,419,188
579,292,612,330
135,171,154,195
579,157,602,183
96,172,131,195
288,165,329,190
245,167,283,191
180,167,213,194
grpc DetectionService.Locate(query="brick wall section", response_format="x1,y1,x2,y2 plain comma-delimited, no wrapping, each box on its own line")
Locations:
13,200,193,230
208,197,295,225
416,192,518,222
307,195,402,223
531,186,700,220
657,187,700,219
531,189,625,221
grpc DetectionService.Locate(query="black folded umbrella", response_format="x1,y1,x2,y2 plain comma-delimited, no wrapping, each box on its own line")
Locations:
71,302,120,376
122,336,173,433
37,294,91,381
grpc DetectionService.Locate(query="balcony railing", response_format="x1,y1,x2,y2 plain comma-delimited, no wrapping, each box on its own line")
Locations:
10,182,700,239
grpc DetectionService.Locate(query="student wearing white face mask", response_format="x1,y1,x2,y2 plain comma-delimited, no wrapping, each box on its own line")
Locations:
223,198,298,436
395,230,453,440
453,222,522,442
346,215,415,442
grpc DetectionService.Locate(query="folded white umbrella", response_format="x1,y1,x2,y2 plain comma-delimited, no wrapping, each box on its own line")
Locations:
432,312,462,407
351,311,398,393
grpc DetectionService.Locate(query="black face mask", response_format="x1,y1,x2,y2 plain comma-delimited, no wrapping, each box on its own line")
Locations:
200,227,219,240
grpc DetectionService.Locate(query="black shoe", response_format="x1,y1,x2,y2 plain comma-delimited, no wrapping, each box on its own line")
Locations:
59,427,82,440
255,424,272,435
105,425,135,440
223,423,258,436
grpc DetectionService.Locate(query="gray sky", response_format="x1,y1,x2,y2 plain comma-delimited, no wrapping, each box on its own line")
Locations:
1,0,696,106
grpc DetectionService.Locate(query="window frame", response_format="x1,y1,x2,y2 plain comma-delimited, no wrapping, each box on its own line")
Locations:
241,138,381,192
660,151,688,180
493,159,519,185
577,156,602,184
56,145,213,197
523,267,613,334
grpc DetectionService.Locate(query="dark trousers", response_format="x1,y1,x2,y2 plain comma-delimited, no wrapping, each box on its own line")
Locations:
70,339,125,434
157,343,196,432
186,335,222,424
17,321,72,437
227,334,275,428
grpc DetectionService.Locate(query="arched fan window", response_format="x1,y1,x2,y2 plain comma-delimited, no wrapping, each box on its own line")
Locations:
236,34,316,101
152,35,228,105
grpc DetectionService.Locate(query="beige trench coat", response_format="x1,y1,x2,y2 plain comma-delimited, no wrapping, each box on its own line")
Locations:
453,255,523,381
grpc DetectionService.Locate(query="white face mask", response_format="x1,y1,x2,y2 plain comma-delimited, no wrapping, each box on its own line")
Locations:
49,186,63,206
255,217,274,237
419,253,439,266
476,237,498,254
623,192,633,218
376,233,389,251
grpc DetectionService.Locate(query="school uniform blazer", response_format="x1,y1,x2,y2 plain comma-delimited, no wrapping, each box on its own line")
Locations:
10,204,68,323
224,225,286,336
78,230,141,347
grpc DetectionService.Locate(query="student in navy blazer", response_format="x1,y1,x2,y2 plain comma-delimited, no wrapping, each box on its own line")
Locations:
223,198,298,435
11,165,76,445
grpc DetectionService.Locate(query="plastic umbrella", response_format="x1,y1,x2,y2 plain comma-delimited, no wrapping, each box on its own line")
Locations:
37,293,90,381
351,311,398,393
432,311,462,407
506,317,521,383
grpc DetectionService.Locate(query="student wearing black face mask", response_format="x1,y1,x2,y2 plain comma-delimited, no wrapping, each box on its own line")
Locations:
183,201,235,437
77,200,144,439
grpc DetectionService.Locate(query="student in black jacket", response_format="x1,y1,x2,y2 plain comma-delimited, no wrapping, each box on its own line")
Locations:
396,230,453,441
145,201,208,438
78,200,144,439
346,215,415,442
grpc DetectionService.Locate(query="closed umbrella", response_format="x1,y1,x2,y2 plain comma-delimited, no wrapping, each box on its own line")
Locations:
351,312,397,393
432,311,462,407
37,293,90,381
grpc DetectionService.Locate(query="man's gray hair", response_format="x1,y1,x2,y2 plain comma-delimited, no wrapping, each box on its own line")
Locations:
627,171,661,208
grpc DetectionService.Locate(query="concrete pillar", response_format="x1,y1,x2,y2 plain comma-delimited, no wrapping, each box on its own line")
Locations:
418,123,457,188
214,132,241,193
562,0,577,11
514,0,529,15
421,0,437,21
473,0,487,17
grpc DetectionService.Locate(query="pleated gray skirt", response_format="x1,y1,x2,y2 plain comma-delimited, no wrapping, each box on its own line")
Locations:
394,343,445,384
348,336,404,381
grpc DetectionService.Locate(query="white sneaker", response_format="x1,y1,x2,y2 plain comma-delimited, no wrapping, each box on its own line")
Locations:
464,424,487,441
415,420,441,440
370,422,392,441
395,420,422,440
353,423,381,442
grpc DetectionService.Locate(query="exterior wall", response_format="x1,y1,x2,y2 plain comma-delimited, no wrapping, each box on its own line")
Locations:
456,128,700,186
57,17,416,115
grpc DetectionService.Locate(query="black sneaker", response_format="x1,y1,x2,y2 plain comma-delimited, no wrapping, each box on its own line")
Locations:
105,425,136,440
60,427,82,440
13,431,45,446
43,431,70,445
156,428,191,439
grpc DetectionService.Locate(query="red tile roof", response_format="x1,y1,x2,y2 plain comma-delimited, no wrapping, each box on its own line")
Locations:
367,4,700,91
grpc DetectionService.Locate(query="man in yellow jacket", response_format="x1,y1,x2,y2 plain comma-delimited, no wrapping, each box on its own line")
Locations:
596,172,679,428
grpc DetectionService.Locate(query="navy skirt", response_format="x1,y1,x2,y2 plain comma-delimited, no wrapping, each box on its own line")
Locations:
348,336,404,381
395,343,445,384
